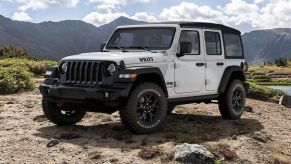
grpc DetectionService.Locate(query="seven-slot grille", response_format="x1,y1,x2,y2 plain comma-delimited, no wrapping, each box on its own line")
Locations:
65,61,101,85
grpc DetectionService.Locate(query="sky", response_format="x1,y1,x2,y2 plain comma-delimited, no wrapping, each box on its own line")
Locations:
0,0,291,32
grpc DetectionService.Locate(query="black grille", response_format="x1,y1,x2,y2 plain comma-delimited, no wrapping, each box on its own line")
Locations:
65,61,101,85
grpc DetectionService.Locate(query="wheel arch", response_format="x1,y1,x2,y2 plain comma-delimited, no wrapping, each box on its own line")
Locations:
218,66,246,93
119,67,168,98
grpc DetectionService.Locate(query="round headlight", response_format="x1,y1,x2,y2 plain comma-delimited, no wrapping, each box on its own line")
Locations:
104,63,116,76
61,62,68,74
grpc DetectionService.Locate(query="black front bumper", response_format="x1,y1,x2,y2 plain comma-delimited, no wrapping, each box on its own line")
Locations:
39,83,132,103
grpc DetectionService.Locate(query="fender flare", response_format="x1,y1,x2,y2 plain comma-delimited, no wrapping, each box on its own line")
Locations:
44,66,59,78
116,67,168,97
218,66,246,93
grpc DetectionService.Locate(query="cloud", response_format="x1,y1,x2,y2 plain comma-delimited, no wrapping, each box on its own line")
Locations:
220,0,291,29
222,0,258,15
82,11,129,26
9,0,79,11
159,2,226,23
254,0,264,4
157,0,291,31
12,11,32,21
88,0,150,10
131,12,157,22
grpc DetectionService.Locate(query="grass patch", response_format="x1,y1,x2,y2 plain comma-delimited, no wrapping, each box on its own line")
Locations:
247,82,286,101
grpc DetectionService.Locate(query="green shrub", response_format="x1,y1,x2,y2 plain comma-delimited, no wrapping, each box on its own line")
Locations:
275,58,288,67
0,66,35,94
253,75,271,82
247,82,285,100
0,58,56,76
0,45,33,59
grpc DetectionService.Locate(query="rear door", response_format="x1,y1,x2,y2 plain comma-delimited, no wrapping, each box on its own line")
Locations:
174,29,205,94
203,30,226,91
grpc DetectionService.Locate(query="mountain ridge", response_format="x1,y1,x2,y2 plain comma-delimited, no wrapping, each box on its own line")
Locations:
1,15,291,63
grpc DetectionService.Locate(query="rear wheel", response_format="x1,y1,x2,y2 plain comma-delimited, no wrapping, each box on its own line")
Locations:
120,82,167,134
218,79,246,120
42,98,86,125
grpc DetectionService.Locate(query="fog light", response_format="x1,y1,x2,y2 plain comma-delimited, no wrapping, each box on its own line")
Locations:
45,71,52,76
119,74,137,79
104,92,109,99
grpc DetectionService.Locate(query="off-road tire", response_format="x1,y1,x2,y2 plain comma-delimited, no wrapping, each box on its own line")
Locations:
218,79,246,120
42,97,86,125
120,82,167,134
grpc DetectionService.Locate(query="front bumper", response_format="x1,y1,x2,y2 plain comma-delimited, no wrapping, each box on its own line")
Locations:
39,83,132,103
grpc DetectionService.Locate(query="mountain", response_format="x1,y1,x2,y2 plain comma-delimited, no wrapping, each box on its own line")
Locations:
0,16,143,60
242,28,291,64
1,15,291,63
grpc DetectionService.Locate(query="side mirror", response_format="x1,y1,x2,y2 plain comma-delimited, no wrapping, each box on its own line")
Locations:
100,42,107,52
177,42,192,57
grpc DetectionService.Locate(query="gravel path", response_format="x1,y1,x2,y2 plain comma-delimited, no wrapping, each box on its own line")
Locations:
0,87,290,163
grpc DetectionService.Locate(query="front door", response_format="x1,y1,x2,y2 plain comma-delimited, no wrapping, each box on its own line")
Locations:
174,29,205,94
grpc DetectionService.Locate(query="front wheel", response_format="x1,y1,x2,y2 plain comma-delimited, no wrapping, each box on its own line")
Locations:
218,79,246,120
120,82,167,134
42,98,86,125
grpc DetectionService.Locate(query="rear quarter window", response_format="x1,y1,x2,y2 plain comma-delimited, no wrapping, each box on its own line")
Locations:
224,33,243,58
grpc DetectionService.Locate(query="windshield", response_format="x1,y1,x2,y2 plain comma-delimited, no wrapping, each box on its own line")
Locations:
106,27,176,51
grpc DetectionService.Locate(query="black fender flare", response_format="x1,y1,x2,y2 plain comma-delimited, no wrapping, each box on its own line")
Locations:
218,66,246,93
43,66,59,85
116,67,168,97
44,66,59,78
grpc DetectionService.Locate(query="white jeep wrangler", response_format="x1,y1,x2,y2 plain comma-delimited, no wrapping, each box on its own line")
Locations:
40,22,248,134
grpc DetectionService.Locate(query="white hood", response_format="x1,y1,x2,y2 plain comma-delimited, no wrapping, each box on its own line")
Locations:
61,51,166,65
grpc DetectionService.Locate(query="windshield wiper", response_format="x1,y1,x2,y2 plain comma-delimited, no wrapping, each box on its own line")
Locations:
106,45,129,52
127,46,152,52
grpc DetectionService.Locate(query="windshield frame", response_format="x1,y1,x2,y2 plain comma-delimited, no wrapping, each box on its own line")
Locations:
105,27,177,51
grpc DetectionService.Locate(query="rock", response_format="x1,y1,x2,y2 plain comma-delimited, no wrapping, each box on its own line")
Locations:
219,148,238,160
6,101,14,104
87,151,102,159
138,146,160,160
244,106,254,113
279,95,291,108
82,144,93,149
252,132,270,143
174,144,215,163
231,135,238,140
46,139,60,147
109,158,118,163
33,115,48,122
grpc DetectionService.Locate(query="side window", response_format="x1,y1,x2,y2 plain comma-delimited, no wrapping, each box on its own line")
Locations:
224,33,243,58
179,30,200,55
205,31,221,55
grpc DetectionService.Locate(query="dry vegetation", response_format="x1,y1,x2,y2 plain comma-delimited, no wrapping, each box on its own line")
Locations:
0,80,290,163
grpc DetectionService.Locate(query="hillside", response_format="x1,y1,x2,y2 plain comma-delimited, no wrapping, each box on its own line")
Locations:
0,16,143,60
1,15,291,63
243,28,291,64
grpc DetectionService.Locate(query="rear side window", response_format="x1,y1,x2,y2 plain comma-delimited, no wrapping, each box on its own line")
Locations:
205,32,221,55
224,33,243,58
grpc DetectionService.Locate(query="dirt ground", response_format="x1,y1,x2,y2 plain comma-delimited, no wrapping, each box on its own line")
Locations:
0,82,291,164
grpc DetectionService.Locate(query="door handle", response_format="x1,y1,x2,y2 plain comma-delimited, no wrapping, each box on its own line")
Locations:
216,62,224,66
196,63,205,67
